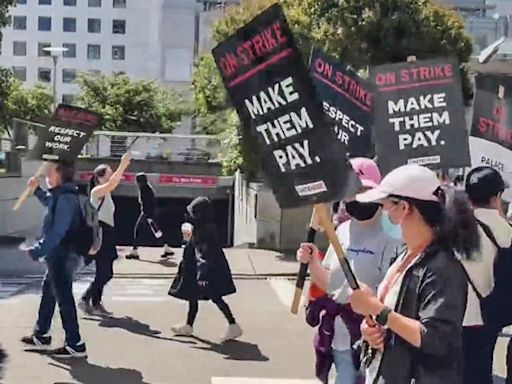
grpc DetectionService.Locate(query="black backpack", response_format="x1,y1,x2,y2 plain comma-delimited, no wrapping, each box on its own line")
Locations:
466,220,512,330
52,191,103,257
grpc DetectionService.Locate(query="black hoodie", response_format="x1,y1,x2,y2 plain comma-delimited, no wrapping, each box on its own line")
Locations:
135,173,156,218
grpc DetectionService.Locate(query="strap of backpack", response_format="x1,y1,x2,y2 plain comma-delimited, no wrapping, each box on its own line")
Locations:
476,219,500,249
460,263,484,301
464,219,502,301
98,197,105,212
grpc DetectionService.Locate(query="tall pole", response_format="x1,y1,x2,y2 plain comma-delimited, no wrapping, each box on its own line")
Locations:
52,55,58,110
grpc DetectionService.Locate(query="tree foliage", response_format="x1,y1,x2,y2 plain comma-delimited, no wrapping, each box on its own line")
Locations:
0,67,53,134
77,73,189,133
0,0,14,41
193,0,473,177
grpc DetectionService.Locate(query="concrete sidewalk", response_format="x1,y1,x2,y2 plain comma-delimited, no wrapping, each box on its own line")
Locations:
0,245,299,279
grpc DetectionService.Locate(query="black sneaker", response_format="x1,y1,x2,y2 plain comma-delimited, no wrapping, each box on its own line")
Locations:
126,250,140,260
160,252,175,259
91,303,113,317
21,334,52,350
50,342,87,359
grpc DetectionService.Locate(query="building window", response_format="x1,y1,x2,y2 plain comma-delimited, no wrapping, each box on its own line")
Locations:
38,42,51,56
38,17,52,31
62,69,76,83
12,66,27,82
63,17,76,32
87,44,101,60
13,41,26,56
113,0,126,8
64,0,76,5
62,94,76,105
88,18,101,33
39,0,51,5
38,68,52,83
63,43,76,58
88,69,101,77
112,19,126,34
112,45,125,60
88,0,101,6
17,0,27,4
12,16,27,30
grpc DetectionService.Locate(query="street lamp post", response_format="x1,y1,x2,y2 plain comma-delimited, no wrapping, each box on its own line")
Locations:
42,46,68,110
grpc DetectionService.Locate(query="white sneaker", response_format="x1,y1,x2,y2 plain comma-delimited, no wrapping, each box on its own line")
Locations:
171,324,193,336
221,323,243,342
163,244,173,254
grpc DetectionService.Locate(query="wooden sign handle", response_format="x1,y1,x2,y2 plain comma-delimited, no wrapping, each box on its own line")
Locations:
13,162,48,211
290,205,320,314
316,203,360,290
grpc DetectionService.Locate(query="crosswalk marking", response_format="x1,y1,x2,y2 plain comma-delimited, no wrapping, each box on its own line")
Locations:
268,278,306,310
0,278,40,300
212,378,319,384
73,278,170,302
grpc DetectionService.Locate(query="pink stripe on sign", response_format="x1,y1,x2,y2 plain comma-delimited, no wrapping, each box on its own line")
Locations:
227,48,294,88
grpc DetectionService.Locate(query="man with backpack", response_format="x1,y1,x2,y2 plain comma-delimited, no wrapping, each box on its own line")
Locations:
462,166,512,384
21,160,87,358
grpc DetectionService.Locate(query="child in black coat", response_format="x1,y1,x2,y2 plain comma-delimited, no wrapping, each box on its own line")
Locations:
168,197,242,342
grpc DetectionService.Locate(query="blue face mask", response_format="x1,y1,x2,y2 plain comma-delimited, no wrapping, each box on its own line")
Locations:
381,212,403,240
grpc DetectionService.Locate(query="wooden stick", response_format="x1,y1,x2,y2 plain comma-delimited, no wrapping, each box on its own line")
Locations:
290,205,320,314
316,203,360,290
13,162,49,211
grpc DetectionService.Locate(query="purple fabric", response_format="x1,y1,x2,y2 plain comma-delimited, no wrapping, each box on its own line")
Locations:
306,297,343,384
306,297,365,384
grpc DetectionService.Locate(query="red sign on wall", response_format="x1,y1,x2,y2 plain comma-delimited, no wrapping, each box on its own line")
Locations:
78,172,217,187
158,175,218,187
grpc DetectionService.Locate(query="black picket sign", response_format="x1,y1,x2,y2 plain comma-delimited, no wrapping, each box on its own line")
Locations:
310,49,374,157
469,74,512,200
29,105,99,163
212,4,358,209
370,58,470,174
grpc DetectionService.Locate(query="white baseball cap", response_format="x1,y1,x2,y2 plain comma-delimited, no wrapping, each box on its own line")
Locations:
356,164,441,203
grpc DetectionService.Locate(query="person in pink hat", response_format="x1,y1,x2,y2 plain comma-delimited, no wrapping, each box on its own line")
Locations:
297,158,404,384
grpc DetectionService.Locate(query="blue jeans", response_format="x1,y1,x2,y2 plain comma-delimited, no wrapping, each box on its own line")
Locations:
34,253,82,347
333,348,357,384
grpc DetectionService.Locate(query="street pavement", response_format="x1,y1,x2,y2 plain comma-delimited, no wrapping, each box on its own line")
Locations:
0,246,509,383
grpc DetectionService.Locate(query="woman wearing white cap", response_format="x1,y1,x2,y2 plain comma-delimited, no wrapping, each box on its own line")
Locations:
297,158,403,384
348,164,480,384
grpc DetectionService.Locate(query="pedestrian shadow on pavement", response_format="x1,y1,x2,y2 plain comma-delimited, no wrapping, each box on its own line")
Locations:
83,316,197,345
136,258,178,268
191,336,269,362
0,344,7,382
50,360,153,384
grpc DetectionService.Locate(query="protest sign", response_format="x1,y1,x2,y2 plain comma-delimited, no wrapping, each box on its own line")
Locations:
29,104,99,163
212,4,358,209
370,58,470,174
54,104,100,127
470,74,512,200
310,49,374,157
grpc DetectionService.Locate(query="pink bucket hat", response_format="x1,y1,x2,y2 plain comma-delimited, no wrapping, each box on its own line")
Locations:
349,157,382,189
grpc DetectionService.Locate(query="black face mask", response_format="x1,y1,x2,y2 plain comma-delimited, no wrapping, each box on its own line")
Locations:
345,201,381,221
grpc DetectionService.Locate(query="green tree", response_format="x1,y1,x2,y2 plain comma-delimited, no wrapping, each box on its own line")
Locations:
0,68,53,134
77,72,189,133
0,0,14,40
193,0,473,177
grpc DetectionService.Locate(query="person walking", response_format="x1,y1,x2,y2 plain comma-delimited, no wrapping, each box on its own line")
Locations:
169,197,242,342
348,164,480,384
21,161,87,358
127,172,174,260
461,166,512,384
79,152,131,316
297,158,403,384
